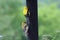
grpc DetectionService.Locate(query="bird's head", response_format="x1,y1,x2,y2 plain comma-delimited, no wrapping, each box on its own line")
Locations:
23,6,28,16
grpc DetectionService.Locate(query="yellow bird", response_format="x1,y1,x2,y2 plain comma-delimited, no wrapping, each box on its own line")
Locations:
23,6,28,16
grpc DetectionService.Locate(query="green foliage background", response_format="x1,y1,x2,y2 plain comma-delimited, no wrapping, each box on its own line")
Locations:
38,0,60,40
0,0,26,40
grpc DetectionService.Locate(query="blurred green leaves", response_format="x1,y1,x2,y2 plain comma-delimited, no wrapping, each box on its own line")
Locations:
38,0,60,40
0,0,26,40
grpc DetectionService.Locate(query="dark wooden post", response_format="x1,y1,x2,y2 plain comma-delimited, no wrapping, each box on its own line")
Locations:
26,0,38,40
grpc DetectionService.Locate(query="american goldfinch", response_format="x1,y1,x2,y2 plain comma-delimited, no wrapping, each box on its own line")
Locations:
23,7,28,16
22,22,29,36
23,6,30,17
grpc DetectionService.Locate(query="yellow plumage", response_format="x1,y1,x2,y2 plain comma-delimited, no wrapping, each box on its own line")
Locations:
23,7,28,15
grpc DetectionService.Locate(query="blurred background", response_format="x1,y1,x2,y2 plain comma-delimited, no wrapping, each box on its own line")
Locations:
0,0,26,40
38,0,60,40
0,0,60,40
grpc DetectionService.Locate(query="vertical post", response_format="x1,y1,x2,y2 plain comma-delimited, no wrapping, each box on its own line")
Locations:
26,0,38,40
